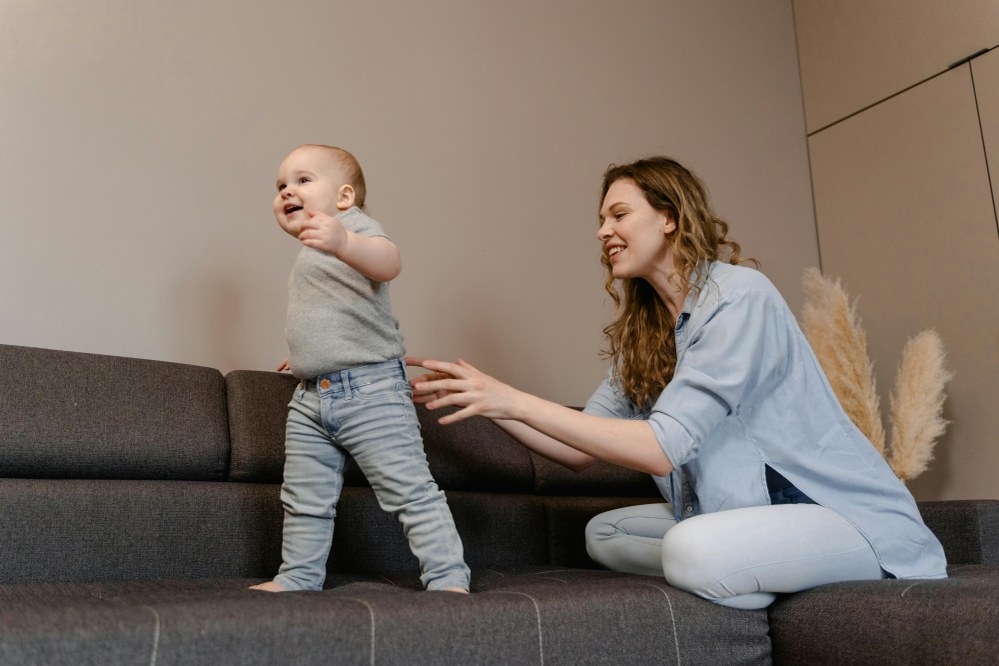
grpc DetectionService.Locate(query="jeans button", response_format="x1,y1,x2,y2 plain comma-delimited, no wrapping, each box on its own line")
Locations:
319,379,331,390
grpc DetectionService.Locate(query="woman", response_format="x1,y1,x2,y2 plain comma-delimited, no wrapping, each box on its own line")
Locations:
410,156,946,609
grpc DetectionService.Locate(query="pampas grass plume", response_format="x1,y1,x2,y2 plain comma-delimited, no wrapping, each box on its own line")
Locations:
800,269,952,480
888,330,953,480
800,268,886,455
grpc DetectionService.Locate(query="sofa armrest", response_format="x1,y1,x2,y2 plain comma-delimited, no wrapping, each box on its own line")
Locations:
918,500,999,566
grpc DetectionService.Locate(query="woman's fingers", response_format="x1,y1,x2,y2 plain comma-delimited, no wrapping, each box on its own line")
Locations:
404,356,506,424
404,356,474,382
436,405,477,425
406,357,456,400
420,358,467,377
413,360,473,394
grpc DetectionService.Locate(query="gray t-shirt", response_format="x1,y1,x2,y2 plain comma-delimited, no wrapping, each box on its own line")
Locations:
285,207,405,379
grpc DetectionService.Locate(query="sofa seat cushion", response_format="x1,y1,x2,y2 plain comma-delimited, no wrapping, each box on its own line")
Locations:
0,568,771,665
768,564,999,664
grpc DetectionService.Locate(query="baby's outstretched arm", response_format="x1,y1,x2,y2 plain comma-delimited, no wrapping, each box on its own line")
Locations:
299,210,402,282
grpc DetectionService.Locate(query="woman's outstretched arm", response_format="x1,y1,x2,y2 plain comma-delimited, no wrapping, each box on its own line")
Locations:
490,418,597,472
410,358,673,477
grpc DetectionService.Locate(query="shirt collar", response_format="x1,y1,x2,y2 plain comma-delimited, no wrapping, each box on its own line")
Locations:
676,261,715,330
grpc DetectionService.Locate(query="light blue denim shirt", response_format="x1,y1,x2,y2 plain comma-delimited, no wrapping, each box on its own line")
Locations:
584,261,946,580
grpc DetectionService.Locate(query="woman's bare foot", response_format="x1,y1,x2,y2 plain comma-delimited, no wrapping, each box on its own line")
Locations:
249,580,287,592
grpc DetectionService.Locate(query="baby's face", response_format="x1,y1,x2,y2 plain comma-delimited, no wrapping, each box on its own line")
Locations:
273,146,350,237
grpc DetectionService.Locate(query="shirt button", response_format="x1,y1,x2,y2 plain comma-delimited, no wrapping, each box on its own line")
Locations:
319,379,331,390
685,506,693,513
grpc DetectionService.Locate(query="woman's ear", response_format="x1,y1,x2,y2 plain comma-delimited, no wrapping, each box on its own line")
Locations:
663,214,678,236
337,184,356,210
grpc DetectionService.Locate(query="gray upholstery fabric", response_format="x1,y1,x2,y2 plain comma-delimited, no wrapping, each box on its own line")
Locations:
918,499,999,565
768,565,999,664
0,570,772,665
531,452,660,497
324,488,552,575
225,370,298,483
0,344,229,480
415,405,537,492
0,479,282,584
0,478,649,585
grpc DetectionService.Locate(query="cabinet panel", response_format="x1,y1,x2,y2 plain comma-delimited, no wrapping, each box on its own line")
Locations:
973,48,999,220
808,67,999,500
794,0,999,132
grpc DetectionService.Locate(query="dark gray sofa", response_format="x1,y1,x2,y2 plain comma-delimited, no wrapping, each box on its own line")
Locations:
1,344,996,665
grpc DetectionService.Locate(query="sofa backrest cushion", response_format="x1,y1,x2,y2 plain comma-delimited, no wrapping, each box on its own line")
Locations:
225,370,536,490
224,369,658,498
919,499,999,566
530,454,659,497
0,345,229,480
225,370,298,483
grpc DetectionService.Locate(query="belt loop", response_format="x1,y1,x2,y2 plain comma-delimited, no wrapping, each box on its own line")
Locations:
340,368,351,396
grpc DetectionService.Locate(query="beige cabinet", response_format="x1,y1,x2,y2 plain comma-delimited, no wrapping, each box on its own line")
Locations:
976,46,999,209
807,49,999,500
794,0,999,131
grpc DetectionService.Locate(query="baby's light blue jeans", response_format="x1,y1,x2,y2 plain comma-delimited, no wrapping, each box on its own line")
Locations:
273,358,470,592
585,502,885,609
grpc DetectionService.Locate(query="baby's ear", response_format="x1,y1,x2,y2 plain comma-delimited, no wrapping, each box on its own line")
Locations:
337,184,356,210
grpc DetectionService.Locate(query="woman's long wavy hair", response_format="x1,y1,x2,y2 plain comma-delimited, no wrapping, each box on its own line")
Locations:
599,156,755,409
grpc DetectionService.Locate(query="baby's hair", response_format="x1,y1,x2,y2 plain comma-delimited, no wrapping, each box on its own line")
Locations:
302,144,367,208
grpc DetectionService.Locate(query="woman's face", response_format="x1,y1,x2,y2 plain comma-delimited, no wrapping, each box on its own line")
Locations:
597,178,677,282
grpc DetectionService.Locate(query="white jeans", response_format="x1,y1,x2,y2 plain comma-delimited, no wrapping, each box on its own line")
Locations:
585,503,885,609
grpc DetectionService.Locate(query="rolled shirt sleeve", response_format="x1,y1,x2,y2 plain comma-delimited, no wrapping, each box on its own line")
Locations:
583,373,641,419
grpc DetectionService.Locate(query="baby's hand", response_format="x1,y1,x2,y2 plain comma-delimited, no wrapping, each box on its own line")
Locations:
298,210,347,255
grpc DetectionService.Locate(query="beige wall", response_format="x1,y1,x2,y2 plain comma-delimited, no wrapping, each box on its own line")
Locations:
0,0,815,407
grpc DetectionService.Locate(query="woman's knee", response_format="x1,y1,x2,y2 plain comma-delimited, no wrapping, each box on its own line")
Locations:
660,519,720,593
584,504,674,576
584,512,616,566
662,525,776,608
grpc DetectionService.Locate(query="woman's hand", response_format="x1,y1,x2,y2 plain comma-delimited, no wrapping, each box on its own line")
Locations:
408,357,524,425
404,356,455,404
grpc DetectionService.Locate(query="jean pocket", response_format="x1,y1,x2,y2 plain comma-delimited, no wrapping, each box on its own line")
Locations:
289,383,307,405
353,375,408,400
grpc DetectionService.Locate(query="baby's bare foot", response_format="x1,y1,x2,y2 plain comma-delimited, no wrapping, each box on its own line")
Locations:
249,581,287,592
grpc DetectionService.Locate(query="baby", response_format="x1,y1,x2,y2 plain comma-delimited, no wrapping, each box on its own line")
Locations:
251,144,469,593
